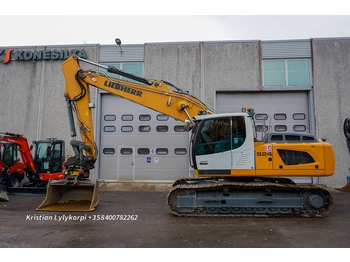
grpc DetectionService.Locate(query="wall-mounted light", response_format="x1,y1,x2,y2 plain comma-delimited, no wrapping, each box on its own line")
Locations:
115,38,124,56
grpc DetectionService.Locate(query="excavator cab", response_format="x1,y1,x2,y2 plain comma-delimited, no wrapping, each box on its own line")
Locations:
33,139,65,181
1,142,25,185
0,142,24,201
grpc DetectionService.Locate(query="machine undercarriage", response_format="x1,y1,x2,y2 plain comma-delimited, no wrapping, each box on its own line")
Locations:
168,177,333,218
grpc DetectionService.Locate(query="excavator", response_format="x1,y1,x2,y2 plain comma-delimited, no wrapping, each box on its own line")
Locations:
0,132,65,201
37,55,335,217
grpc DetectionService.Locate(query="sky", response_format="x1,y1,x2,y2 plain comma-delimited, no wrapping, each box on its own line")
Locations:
1,1,350,47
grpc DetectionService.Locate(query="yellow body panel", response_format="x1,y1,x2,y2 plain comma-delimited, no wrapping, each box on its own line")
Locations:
255,142,334,177
195,142,335,178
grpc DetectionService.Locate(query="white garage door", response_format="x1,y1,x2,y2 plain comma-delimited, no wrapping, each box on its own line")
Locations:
98,94,190,182
216,91,310,140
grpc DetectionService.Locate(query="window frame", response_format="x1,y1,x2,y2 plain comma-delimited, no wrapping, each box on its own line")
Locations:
100,62,144,83
262,59,312,88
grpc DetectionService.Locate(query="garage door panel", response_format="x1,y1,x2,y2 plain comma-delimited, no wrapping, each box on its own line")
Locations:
216,91,309,136
99,94,190,181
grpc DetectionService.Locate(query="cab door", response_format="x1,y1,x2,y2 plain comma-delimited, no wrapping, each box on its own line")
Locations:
193,117,232,175
192,115,255,176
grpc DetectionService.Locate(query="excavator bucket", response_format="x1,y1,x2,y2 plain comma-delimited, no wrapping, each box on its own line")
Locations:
0,184,9,201
36,179,99,211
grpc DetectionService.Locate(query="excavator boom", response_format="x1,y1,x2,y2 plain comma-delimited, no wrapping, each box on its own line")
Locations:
63,56,213,123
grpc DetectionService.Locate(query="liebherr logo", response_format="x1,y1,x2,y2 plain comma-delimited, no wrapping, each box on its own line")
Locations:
0,49,14,64
0,48,87,64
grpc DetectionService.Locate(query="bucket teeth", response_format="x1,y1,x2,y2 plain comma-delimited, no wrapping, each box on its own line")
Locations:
36,179,99,212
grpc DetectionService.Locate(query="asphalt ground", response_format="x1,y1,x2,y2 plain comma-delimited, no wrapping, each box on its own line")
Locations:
1,187,350,248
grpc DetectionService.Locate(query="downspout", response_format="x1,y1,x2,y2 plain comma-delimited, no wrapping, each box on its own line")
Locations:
36,47,46,141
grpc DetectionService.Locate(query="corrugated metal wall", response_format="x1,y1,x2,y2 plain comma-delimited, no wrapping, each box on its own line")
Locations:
261,40,311,59
99,44,144,62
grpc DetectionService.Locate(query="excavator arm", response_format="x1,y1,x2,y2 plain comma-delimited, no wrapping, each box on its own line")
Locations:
62,55,213,179
37,55,213,212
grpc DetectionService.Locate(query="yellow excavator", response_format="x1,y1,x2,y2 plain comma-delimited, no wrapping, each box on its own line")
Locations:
37,55,335,217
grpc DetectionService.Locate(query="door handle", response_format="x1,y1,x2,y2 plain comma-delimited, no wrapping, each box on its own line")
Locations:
199,161,208,165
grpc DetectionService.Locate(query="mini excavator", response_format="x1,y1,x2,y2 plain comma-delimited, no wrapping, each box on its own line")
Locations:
0,132,64,201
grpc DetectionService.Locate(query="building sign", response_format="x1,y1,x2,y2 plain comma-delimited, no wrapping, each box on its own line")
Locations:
0,48,87,64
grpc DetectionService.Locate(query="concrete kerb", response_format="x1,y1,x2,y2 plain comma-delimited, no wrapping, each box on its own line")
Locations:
98,182,173,192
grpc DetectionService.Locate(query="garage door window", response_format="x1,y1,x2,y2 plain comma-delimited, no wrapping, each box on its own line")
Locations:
121,148,133,155
157,114,169,121
139,114,151,121
274,113,287,120
175,148,187,155
156,126,168,132
138,148,150,155
104,126,116,132
293,113,306,120
274,125,287,132
103,148,115,155
174,125,185,132
256,125,268,133
104,115,116,121
121,126,133,132
255,114,268,121
139,126,151,132
293,125,306,132
156,148,168,155
122,115,133,121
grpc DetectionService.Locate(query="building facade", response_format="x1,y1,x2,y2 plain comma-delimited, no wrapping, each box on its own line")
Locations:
0,38,349,188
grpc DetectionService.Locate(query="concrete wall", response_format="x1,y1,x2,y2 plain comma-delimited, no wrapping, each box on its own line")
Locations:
0,47,42,144
0,45,99,156
312,39,350,187
144,41,261,109
144,43,201,97
202,41,261,107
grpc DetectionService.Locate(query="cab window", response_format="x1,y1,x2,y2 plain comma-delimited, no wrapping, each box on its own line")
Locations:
232,116,246,149
195,116,246,156
195,118,231,155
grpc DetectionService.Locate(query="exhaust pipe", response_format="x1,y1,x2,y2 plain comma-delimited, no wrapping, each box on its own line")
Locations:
36,179,99,212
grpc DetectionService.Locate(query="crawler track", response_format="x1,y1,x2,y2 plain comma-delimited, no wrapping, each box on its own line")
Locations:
167,177,333,218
